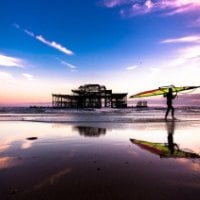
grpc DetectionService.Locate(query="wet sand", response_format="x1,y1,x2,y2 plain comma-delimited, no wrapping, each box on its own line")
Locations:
0,111,200,200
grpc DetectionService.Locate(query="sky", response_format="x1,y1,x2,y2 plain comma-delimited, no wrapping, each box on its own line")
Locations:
0,0,200,106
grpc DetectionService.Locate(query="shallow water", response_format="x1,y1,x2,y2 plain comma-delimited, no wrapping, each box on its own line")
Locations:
0,117,200,200
0,107,200,123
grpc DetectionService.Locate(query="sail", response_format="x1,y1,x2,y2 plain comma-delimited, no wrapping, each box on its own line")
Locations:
130,139,200,158
130,86,200,98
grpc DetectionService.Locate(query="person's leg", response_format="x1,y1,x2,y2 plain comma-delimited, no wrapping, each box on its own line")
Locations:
165,106,170,120
171,106,175,119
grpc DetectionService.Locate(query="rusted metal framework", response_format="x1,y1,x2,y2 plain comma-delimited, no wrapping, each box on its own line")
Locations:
136,101,148,108
52,84,127,108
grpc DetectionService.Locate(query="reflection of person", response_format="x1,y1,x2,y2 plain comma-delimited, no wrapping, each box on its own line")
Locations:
166,120,179,155
164,88,177,120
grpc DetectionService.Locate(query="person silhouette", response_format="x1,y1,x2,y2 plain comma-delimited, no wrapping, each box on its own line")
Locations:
166,120,179,155
164,88,177,120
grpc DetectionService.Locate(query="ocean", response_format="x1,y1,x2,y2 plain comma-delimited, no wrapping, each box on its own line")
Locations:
0,106,200,122
0,107,200,199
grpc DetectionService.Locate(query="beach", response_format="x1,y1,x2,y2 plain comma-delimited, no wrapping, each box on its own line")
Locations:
2,0,200,199
0,108,200,200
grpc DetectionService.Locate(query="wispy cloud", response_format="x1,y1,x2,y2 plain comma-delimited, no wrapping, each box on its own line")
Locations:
161,35,200,66
70,69,78,72
35,35,73,56
60,60,78,72
102,0,200,17
22,73,34,81
13,23,20,29
101,0,129,8
161,35,200,44
126,65,137,70
190,17,200,27
0,54,24,68
162,0,200,15
170,45,200,66
24,29,34,37
13,24,74,56
61,61,76,69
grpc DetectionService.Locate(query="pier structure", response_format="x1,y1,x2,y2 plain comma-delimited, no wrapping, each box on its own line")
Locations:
136,101,148,108
52,84,127,108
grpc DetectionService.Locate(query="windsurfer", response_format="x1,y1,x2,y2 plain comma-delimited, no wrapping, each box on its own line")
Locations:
164,88,177,120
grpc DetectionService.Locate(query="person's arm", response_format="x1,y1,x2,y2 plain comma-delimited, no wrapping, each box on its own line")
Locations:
173,93,177,99
174,143,180,150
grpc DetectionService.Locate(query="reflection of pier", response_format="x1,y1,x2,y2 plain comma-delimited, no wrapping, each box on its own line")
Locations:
52,84,127,108
74,126,106,137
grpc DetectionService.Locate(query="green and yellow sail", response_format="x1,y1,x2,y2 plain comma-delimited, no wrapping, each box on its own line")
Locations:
130,86,200,98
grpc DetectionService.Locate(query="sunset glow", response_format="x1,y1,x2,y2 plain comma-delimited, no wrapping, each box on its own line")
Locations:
0,0,200,106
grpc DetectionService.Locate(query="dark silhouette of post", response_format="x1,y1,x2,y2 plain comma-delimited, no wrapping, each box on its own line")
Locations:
164,88,177,120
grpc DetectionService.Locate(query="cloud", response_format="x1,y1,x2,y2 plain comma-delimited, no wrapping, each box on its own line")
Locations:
61,61,76,69
13,24,74,56
0,54,24,68
24,29,34,37
161,35,200,66
22,73,34,81
169,45,200,66
102,0,129,8
70,69,78,72
161,35,200,44
35,35,74,56
190,17,200,27
162,0,200,15
13,23,20,29
126,65,137,70
102,0,200,17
